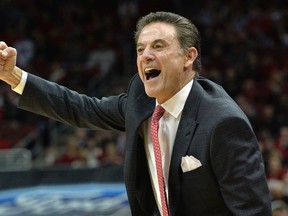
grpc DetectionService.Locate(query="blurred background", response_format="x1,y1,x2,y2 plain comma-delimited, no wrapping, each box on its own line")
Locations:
0,0,288,215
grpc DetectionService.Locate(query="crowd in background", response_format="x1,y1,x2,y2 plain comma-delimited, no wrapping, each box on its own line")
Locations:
1,0,288,214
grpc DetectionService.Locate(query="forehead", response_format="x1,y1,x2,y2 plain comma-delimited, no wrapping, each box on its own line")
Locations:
137,22,178,44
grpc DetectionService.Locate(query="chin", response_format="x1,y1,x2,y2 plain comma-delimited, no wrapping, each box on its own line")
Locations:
144,88,157,99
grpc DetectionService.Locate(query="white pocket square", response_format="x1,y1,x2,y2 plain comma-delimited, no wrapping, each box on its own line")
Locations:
181,155,202,173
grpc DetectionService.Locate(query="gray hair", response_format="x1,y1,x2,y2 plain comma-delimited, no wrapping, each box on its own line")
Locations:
134,11,201,74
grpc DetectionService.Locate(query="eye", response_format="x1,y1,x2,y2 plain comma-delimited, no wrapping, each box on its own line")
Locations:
154,43,164,50
137,47,144,55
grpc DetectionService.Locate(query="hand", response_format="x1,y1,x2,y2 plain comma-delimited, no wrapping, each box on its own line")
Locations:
0,41,17,75
0,41,22,88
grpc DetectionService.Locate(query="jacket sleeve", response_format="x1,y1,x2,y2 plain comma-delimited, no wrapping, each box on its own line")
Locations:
210,116,272,215
18,73,126,131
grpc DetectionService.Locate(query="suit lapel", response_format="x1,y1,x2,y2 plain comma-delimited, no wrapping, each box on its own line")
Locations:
125,75,158,214
168,79,204,215
134,91,160,214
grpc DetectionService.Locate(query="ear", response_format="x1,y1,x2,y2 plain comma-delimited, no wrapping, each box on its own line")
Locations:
184,47,198,69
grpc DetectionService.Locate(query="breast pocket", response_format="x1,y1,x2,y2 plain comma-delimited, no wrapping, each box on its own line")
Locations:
182,165,207,181
182,164,221,191
181,165,225,210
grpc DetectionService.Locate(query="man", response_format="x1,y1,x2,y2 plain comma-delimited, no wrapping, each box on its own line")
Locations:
0,11,272,215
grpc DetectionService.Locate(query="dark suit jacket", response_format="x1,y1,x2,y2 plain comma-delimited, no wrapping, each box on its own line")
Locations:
18,73,272,216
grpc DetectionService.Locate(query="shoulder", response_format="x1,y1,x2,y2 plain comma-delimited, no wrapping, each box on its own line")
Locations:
194,76,250,125
195,76,229,99
126,74,144,94
126,74,151,104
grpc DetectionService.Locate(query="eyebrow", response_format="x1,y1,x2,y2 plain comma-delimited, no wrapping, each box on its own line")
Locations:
136,39,167,48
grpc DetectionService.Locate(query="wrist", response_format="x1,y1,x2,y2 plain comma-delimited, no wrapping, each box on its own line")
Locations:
6,67,22,89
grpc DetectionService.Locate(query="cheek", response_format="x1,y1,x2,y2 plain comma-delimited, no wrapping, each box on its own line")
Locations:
139,73,144,82
136,57,140,69
136,58,141,70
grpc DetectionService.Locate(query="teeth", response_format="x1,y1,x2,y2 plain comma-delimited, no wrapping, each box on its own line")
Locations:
144,67,158,72
144,68,161,80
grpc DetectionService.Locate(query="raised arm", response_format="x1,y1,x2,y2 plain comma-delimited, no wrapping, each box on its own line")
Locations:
0,41,127,131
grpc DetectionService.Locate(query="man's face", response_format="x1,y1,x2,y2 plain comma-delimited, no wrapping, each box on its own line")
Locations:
136,22,196,104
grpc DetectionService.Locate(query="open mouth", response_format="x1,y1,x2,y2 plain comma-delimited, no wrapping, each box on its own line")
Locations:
145,68,161,80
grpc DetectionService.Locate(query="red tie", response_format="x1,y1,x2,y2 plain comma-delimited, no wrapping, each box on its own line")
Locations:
151,105,170,216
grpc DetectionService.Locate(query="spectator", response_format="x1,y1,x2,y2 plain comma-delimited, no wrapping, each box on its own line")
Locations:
276,127,288,166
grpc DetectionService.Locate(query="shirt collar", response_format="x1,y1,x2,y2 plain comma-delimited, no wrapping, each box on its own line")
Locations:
156,79,194,119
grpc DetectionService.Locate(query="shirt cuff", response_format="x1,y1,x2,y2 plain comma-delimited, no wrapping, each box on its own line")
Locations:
12,70,28,95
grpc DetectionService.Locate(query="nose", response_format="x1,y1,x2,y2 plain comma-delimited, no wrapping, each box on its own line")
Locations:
140,47,155,63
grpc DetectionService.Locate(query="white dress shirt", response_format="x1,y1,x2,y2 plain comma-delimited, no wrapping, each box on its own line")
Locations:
12,70,28,95
141,79,193,216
